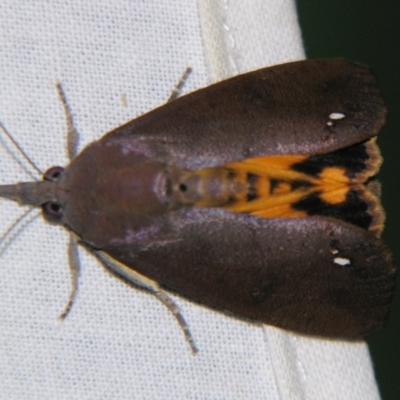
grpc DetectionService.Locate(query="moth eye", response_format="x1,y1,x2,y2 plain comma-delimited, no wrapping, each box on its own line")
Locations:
42,202,64,221
43,166,65,182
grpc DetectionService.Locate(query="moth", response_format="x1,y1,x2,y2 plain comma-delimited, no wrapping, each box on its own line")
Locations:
0,59,395,353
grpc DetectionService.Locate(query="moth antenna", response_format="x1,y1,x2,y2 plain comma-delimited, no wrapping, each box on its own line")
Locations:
0,208,40,257
0,120,42,178
55,83,79,161
94,250,198,354
59,233,81,320
167,67,193,103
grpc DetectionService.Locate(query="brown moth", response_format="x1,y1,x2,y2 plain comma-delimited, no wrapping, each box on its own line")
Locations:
0,60,395,353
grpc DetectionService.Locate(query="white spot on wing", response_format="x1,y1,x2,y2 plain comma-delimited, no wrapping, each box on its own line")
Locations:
334,257,351,266
329,112,346,120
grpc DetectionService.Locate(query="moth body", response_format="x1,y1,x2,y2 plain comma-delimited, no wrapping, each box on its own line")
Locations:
0,59,395,346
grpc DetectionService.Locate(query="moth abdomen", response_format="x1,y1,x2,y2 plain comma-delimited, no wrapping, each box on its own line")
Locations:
168,166,248,208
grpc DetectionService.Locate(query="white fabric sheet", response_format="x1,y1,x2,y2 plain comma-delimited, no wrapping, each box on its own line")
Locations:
0,1,381,399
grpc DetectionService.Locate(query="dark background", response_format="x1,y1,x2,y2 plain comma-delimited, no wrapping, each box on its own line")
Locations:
297,2,400,399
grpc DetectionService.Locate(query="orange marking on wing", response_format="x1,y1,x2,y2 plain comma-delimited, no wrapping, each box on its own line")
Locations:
318,167,349,184
191,141,383,235
226,155,310,182
319,186,349,205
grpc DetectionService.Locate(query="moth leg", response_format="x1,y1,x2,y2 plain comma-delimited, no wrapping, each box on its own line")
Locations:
55,83,79,161
59,233,81,320
95,250,198,354
167,67,192,103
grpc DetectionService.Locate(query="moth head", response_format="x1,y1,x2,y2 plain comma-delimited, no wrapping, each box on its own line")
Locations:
0,165,65,224
41,166,66,223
